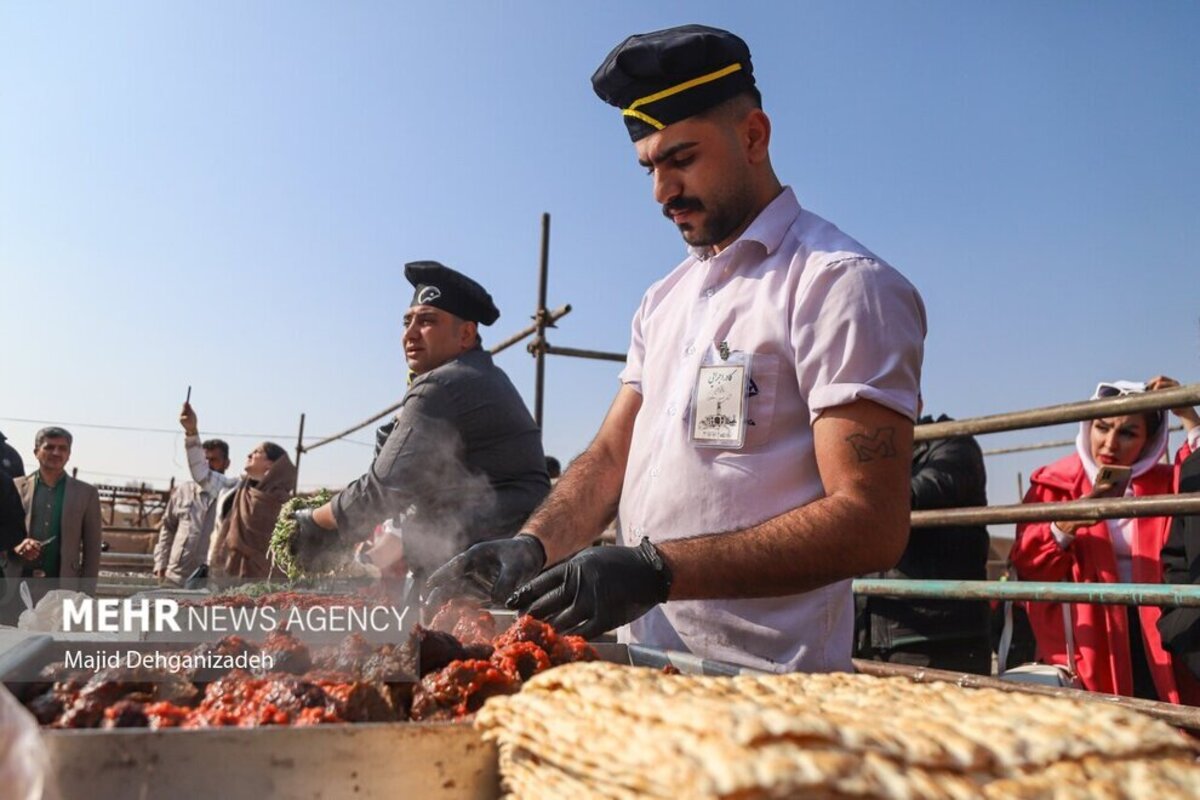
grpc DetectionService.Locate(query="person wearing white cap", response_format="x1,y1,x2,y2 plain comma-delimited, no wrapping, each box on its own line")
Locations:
1011,375,1200,703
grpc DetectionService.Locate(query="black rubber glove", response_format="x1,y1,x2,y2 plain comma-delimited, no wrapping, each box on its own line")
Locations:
289,509,342,571
423,534,547,610
507,538,672,640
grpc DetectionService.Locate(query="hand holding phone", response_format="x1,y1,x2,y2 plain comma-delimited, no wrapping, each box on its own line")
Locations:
1093,464,1132,498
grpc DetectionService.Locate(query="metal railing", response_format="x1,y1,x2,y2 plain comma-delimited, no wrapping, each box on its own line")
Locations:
982,423,1185,457
914,383,1200,442
852,659,1200,732
853,579,1200,607
913,494,1200,528
861,383,1200,715
908,384,1200,530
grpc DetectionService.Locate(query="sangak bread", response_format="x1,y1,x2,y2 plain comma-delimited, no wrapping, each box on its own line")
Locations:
476,662,1200,800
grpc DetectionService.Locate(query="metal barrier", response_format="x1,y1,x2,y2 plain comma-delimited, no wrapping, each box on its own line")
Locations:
859,382,1200,709
853,579,1200,607
907,383,1200,529
914,383,1200,442
852,659,1200,732
100,553,155,569
913,494,1200,527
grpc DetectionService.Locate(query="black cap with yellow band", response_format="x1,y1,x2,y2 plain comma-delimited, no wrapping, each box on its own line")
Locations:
591,24,756,142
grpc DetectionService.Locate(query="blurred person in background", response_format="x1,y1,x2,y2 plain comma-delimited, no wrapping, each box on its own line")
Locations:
178,403,239,498
0,470,24,553
855,397,991,674
9,427,102,588
205,434,295,581
1011,376,1200,703
0,429,23,479
1158,444,1200,681
153,408,231,586
0,455,28,621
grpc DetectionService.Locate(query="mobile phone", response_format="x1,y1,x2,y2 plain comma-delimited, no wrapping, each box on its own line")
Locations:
1094,464,1132,497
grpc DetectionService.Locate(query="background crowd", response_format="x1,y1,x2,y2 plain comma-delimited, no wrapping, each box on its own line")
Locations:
2,372,1199,705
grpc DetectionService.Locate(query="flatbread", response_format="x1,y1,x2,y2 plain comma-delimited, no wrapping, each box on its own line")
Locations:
476,662,1200,800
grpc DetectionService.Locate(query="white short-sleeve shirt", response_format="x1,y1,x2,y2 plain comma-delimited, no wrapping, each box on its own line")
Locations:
617,187,927,673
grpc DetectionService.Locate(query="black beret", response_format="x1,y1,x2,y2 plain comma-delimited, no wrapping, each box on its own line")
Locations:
404,261,500,326
591,24,756,142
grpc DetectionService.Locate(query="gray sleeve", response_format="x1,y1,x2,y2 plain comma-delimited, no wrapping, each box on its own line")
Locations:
331,381,464,538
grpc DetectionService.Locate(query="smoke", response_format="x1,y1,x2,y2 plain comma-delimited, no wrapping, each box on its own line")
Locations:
395,415,498,574
338,411,498,577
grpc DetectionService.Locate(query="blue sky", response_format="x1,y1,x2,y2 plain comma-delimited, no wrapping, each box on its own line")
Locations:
2,3,1198,538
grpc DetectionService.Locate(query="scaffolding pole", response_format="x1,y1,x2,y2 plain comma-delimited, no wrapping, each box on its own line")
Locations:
534,213,550,429
293,413,305,493
491,304,572,355
543,344,627,363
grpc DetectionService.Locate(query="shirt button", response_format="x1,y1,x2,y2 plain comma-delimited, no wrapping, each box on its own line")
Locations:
667,404,677,416
685,345,695,356
706,288,715,298
650,468,660,478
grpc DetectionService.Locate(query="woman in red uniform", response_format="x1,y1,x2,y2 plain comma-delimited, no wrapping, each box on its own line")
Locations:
1011,376,1200,703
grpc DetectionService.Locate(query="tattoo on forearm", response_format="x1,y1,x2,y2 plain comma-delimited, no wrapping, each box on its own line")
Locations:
846,427,897,462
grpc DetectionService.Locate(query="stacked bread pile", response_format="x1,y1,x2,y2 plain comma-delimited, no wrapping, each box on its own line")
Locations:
475,662,1200,799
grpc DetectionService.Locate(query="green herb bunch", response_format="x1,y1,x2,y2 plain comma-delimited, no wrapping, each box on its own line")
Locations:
269,488,335,582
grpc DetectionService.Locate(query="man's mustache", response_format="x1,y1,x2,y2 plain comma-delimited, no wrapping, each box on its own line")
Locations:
662,197,704,219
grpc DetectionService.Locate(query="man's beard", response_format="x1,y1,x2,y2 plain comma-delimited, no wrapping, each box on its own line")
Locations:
662,193,749,248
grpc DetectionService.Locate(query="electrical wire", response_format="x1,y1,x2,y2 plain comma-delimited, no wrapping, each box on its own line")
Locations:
0,416,372,447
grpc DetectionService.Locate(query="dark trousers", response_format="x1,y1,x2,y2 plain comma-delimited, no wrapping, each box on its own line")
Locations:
870,638,992,676
1128,611,1160,701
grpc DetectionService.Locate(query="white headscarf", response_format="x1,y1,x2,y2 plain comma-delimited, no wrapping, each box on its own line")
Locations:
1074,379,1169,488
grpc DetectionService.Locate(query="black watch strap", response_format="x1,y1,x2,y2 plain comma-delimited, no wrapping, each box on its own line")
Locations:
637,537,673,600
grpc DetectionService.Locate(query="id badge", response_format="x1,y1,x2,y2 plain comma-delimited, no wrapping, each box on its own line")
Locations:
690,348,751,449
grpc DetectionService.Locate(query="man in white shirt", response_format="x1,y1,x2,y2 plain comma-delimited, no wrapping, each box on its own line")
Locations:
428,24,926,672
153,404,236,585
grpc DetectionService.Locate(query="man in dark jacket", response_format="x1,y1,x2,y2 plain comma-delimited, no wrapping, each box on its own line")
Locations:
1158,448,1200,680
291,262,550,585
855,410,992,674
0,430,24,480
0,462,27,623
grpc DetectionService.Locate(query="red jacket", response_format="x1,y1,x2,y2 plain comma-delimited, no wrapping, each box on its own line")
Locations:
1011,452,1200,704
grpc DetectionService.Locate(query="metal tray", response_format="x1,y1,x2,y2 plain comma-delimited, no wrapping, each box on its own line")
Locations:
2,636,760,800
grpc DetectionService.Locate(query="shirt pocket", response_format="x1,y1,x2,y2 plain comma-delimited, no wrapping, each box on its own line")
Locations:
744,353,780,449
